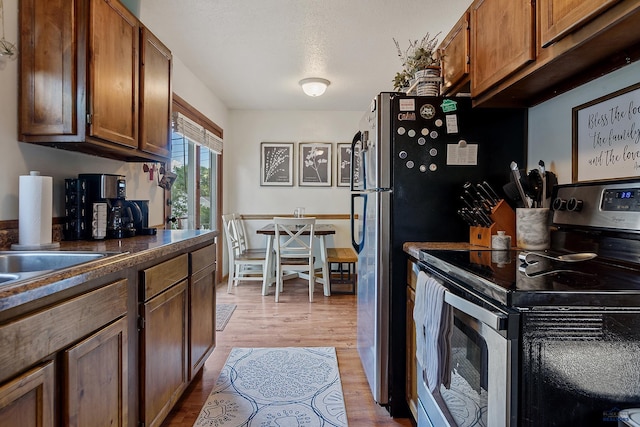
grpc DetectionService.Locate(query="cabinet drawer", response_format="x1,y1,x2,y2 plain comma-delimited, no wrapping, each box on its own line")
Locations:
142,254,188,301
190,244,215,275
0,279,127,383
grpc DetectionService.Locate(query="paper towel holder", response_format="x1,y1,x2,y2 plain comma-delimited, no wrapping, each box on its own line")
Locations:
11,171,61,251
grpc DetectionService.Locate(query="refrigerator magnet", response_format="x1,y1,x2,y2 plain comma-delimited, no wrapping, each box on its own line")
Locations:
399,99,415,111
441,99,458,112
446,114,459,133
420,104,436,119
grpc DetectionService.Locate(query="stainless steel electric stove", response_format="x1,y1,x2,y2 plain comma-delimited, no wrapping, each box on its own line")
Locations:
417,179,640,427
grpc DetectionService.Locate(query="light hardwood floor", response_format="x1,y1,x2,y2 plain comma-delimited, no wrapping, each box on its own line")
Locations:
161,277,414,426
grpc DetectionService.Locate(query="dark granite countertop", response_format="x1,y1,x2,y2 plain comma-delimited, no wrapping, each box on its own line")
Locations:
0,230,217,314
403,241,487,260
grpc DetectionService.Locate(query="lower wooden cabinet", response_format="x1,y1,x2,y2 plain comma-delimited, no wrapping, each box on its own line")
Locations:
0,361,55,427
0,278,128,427
64,316,128,427
140,255,189,427
0,237,217,427
189,244,216,378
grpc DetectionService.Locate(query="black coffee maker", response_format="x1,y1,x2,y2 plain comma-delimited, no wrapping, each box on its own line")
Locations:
79,174,135,239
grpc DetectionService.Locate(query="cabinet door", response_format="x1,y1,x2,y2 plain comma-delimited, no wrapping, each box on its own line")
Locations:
440,11,470,95
88,0,139,148
141,280,189,427
19,0,81,140
471,0,535,97
139,27,172,158
0,362,55,427
189,264,216,378
538,0,620,47
63,316,128,427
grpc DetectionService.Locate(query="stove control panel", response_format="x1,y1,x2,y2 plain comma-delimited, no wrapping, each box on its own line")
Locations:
601,188,640,211
552,180,640,232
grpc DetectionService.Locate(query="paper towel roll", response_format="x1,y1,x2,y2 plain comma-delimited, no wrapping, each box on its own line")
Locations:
12,171,60,250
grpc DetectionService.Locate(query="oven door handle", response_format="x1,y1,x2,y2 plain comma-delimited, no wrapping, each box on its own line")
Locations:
444,291,507,331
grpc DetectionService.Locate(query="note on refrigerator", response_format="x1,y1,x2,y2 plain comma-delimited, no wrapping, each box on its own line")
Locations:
446,142,478,165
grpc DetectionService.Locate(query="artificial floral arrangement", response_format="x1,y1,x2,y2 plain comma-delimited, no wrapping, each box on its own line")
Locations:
392,32,441,91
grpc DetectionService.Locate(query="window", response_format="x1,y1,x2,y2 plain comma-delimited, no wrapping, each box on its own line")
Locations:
169,95,223,231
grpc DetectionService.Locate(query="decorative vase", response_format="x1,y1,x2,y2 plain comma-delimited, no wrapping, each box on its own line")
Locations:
414,66,441,97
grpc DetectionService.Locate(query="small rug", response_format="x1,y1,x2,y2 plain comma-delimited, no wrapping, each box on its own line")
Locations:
193,347,348,426
216,304,237,331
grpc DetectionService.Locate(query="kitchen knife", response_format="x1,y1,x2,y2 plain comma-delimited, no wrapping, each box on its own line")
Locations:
460,195,474,211
474,186,494,209
483,181,501,202
474,207,493,227
458,209,477,226
477,183,497,206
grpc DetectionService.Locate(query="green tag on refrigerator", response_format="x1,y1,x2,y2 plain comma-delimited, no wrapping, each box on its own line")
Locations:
441,99,457,113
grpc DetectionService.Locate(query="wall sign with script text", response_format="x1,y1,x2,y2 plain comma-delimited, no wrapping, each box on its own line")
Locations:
572,83,640,182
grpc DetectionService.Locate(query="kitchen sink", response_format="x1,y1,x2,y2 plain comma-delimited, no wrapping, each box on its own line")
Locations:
0,251,115,277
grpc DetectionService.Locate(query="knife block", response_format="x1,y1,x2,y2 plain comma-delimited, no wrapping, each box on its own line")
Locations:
469,200,515,248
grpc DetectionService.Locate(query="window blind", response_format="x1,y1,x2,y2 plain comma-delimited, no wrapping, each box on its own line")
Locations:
172,111,223,154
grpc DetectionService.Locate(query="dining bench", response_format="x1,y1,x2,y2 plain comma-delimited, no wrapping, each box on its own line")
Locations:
326,247,357,294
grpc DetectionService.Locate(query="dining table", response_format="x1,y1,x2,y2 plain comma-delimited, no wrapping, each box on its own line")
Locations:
256,223,336,297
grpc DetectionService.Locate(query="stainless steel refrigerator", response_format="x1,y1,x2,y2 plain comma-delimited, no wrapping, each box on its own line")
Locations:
349,92,526,417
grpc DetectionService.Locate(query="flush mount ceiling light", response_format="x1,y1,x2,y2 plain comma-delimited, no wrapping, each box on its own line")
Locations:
299,78,330,97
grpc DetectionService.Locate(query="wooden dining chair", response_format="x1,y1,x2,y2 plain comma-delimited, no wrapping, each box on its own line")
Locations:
273,217,316,302
222,213,270,293
233,213,259,253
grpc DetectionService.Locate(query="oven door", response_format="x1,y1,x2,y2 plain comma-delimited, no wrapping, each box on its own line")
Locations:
416,269,518,427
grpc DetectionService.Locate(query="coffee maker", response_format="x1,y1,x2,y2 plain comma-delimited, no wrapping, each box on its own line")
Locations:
78,174,135,239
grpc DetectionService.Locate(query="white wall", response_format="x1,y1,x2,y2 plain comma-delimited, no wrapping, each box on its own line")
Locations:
224,110,363,248
528,61,640,184
0,0,227,228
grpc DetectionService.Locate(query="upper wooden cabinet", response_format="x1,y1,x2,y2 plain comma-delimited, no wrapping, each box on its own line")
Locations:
139,27,173,158
88,0,139,149
18,0,172,162
470,0,640,106
470,0,536,97
538,0,620,47
439,11,470,95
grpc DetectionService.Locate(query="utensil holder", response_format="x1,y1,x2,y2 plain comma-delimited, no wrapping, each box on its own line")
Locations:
469,200,515,248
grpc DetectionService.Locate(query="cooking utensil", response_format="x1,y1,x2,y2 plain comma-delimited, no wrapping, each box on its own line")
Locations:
519,251,597,265
477,183,497,206
526,169,544,207
460,195,474,210
510,161,531,208
538,160,547,208
483,181,501,202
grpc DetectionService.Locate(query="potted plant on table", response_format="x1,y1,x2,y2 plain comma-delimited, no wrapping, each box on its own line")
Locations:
392,32,442,95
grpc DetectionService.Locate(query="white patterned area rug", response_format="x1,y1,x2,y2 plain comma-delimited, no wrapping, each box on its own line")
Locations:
216,304,237,331
193,347,348,426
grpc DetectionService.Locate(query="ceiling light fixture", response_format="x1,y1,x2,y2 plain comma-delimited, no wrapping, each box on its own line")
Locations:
299,78,330,97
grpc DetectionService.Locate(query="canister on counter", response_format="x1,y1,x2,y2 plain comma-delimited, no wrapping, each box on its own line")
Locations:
491,230,511,250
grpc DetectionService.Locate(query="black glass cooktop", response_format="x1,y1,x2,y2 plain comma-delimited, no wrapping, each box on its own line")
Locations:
419,249,640,308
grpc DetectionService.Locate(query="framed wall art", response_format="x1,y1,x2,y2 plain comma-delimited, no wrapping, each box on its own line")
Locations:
572,82,640,182
260,142,294,186
337,142,361,187
299,142,332,186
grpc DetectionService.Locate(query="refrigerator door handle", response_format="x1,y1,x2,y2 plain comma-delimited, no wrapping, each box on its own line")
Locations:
351,193,366,254
351,131,363,192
